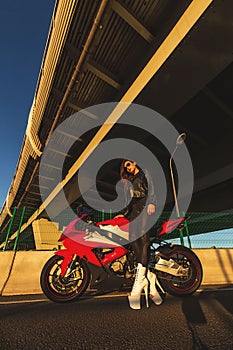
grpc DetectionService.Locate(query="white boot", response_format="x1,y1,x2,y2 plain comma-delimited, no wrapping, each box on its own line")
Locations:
147,270,163,305
128,263,149,310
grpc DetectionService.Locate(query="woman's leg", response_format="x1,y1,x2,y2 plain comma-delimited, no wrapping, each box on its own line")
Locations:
132,232,150,267
128,201,150,309
140,232,151,266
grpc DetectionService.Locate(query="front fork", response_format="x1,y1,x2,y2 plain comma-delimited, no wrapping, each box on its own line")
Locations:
55,251,77,277
63,254,77,278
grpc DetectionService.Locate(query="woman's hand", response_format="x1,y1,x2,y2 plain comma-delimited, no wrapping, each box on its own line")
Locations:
147,204,155,215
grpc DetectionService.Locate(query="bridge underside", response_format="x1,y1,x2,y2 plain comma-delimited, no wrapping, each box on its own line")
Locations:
1,0,233,238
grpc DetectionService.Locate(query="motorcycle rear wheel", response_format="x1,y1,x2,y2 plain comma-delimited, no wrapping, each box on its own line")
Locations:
158,245,203,296
40,255,90,303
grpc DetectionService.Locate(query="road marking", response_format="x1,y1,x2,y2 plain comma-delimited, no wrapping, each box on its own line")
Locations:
1,287,232,304
197,287,233,293
0,299,48,305
93,293,127,299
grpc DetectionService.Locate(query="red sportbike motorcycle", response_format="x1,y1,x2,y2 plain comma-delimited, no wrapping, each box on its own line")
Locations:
40,210,203,303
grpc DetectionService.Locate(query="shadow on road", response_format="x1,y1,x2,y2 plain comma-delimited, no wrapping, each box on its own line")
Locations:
201,285,233,317
182,295,208,350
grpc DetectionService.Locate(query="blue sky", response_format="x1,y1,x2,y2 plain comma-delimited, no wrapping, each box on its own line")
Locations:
167,229,233,249
0,1,55,209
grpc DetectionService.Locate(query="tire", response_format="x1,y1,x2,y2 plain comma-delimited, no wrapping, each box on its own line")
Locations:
157,245,203,296
40,255,90,303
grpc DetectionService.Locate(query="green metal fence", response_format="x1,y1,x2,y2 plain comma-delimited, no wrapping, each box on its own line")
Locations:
0,206,233,250
0,207,36,251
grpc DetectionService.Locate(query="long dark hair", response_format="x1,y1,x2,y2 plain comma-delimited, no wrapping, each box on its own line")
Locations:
119,159,132,196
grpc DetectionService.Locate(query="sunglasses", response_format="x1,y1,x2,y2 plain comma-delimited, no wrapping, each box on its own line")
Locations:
124,161,134,169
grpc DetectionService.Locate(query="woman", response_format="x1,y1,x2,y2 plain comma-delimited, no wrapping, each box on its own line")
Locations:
120,159,163,309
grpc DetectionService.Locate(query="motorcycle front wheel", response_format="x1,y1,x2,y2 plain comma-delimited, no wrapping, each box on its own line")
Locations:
40,255,90,303
158,245,203,296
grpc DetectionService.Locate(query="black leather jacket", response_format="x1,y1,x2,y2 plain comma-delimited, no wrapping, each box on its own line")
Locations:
125,169,157,206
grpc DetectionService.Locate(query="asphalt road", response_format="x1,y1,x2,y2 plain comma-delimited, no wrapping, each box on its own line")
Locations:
1,287,233,350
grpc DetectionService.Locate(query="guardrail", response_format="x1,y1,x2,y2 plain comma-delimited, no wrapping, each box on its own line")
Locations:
0,249,233,296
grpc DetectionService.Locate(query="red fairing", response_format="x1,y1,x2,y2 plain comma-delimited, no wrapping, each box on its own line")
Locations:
55,215,128,276
96,216,129,232
159,218,185,236
101,246,128,265
58,214,87,241
55,243,127,276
